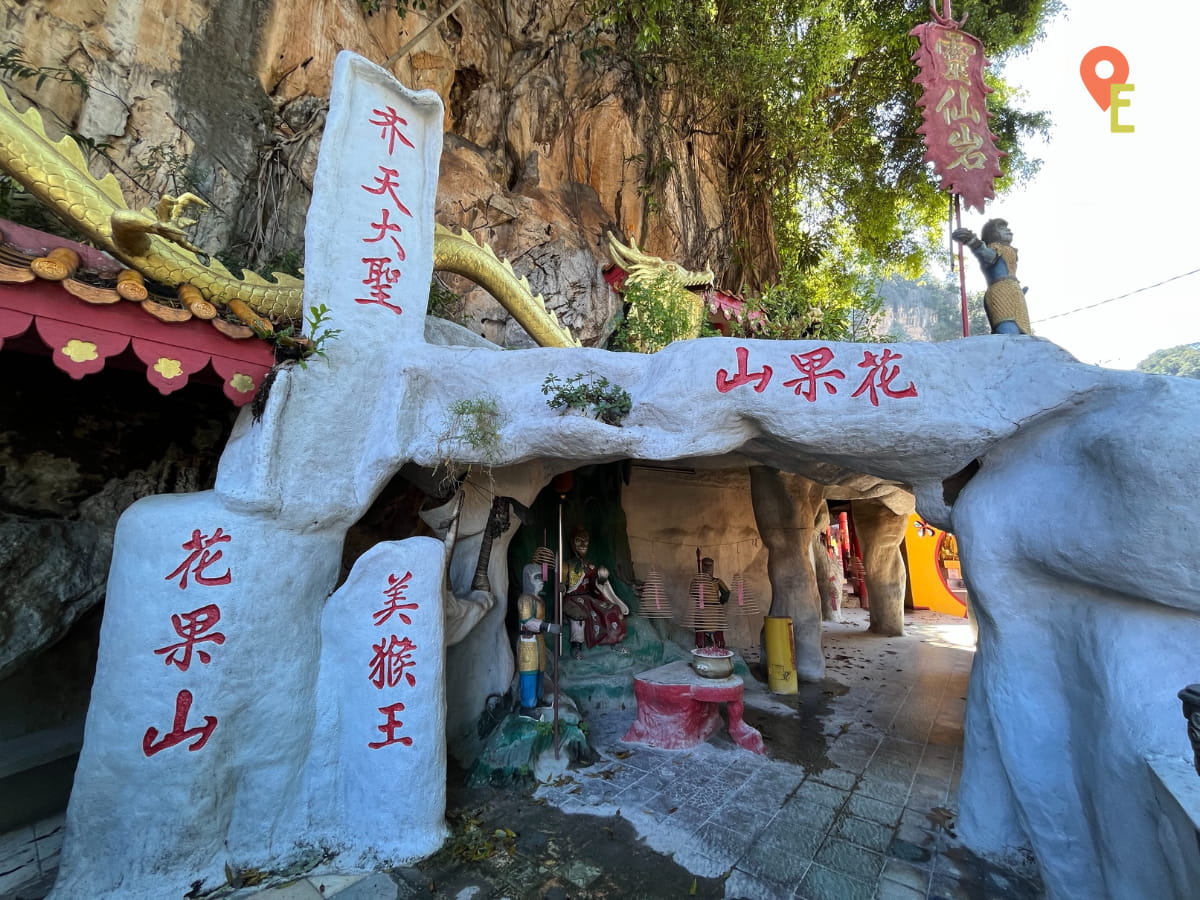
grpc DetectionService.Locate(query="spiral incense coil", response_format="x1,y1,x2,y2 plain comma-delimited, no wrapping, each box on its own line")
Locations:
683,574,728,630
30,246,80,281
638,569,673,619
729,573,763,616
531,546,556,584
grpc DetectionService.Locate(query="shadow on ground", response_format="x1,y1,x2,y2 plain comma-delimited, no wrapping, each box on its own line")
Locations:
409,766,728,899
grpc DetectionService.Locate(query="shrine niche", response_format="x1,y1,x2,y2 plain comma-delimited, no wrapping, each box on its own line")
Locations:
30,54,1200,900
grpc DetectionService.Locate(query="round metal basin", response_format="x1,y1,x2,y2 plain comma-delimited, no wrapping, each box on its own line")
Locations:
690,649,734,679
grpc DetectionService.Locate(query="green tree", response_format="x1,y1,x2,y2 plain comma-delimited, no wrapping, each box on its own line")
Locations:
1136,344,1200,379
592,0,1057,339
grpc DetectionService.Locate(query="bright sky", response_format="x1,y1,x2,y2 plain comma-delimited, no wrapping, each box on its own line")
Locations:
953,2,1200,369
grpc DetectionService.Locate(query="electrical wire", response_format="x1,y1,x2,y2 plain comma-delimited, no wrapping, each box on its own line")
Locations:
1032,266,1200,324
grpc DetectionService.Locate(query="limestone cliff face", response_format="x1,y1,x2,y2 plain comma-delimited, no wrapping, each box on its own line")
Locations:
1,0,736,346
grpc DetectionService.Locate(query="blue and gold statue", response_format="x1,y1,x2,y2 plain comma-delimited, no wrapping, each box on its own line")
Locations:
952,218,1032,335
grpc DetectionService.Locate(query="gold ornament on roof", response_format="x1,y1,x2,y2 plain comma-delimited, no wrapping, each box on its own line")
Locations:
61,339,97,363
0,84,580,347
153,357,183,379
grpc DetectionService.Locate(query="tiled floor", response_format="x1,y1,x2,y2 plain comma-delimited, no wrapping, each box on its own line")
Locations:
505,607,1042,899
2,608,1044,899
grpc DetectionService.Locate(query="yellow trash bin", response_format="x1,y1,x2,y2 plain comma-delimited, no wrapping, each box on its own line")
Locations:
764,616,798,694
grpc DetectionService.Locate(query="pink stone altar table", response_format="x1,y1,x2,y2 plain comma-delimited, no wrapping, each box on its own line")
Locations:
622,660,765,753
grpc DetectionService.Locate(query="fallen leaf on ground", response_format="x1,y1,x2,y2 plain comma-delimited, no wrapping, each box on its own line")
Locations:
928,806,956,830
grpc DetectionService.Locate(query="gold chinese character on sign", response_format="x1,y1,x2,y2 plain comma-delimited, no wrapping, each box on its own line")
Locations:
935,86,981,126
936,30,976,82
946,124,987,170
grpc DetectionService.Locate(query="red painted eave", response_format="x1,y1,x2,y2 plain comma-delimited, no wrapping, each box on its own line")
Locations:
0,220,276,406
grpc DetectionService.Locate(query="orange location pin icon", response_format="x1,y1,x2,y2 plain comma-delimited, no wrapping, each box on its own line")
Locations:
1080,46,1130,110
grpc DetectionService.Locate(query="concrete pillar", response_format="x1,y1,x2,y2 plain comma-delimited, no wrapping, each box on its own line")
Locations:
749,467,825,681
812,502,843,622
851,497,908,636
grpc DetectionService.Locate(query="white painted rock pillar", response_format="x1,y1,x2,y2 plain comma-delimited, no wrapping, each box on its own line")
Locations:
51,491,342,897
52,53,450,898
306,539,448,864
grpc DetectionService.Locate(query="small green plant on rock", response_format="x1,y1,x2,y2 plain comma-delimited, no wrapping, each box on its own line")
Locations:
267,303,341,367
435,395,506,486
541,371,632,426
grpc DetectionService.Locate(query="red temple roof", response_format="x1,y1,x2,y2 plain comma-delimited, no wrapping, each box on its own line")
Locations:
0,219,276,406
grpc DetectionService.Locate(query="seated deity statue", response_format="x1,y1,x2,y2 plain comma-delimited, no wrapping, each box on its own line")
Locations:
561,527,629,659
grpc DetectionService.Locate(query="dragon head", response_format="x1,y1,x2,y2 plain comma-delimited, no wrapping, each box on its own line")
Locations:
606,232,715,289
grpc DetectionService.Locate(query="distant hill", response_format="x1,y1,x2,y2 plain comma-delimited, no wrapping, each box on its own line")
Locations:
876,274,988,343
1136,343,1200,379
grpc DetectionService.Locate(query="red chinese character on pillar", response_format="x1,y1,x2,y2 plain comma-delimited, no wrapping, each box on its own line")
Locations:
164,528,232,589
368,106,416,155
356,257,403,315
360,166,414,219
851,349,919,406
153,604,226,671
368,634,418,689
782,347,846,401
716,346,773,393
364,207,407,261
142,689,218,756
373,571,417,626
367,701,414,749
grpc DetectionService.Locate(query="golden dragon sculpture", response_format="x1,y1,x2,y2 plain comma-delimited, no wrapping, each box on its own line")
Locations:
606,231,715,352
0,84,579,348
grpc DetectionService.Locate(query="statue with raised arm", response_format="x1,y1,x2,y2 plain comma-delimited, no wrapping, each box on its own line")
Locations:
952,218,1032,336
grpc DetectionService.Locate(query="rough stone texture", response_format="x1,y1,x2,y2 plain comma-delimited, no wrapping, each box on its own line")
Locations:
0,352,233,681
619,463,771,654
749,468,826,681
1145,754,1200,898
2,0,730,341
812,504,844,623
852,495,914,637
0,517,104,683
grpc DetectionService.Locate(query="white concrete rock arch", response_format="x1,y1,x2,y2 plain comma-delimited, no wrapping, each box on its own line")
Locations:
51,53,1200,900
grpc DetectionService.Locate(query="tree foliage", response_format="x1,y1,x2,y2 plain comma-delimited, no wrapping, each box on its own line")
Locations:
1136,344,1200,380
591,0,1057,340
611,272,708,352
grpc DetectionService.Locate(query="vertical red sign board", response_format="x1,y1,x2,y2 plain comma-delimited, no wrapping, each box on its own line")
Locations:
910,13,1004,213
